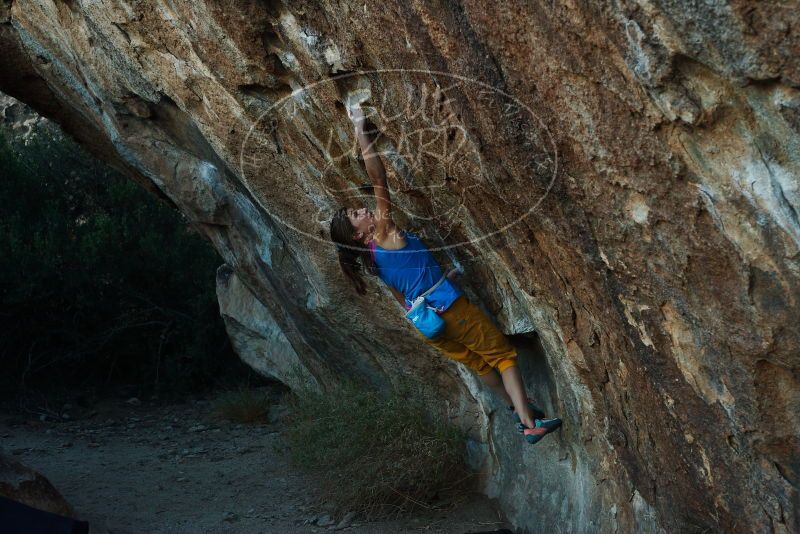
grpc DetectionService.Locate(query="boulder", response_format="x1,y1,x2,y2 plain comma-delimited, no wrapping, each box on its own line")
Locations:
0,451,74,518
0,1,797,531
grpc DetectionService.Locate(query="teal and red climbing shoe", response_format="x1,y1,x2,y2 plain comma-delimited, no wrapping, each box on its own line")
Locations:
522,417,562,444
508,399,546,433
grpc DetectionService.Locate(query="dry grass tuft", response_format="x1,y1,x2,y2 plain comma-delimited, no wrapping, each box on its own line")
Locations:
210,386,271,424
285,381,473,520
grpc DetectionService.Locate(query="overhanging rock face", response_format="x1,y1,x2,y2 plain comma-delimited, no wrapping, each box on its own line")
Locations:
1,1,798,532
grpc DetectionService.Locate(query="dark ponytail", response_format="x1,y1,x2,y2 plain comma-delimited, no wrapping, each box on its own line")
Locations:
330,207,377,295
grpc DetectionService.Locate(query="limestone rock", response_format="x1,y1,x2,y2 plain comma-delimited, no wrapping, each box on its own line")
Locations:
0,1,797,532
216,264,319,392
0,451,74,518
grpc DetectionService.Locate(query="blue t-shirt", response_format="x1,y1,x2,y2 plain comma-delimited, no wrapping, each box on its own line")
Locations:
369,232,462,312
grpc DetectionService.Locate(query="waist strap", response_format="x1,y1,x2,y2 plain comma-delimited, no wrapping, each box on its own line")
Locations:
408,268,458,310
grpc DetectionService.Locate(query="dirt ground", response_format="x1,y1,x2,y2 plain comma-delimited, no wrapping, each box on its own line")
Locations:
0,388,512,534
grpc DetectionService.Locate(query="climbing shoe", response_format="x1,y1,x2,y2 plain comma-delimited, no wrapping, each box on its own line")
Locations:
522,417,562,444
508,399,546,433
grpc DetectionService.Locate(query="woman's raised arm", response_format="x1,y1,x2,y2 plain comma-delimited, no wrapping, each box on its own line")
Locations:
348,105,397,240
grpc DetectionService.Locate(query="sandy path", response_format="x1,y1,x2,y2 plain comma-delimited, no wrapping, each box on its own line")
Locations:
0,392,511,533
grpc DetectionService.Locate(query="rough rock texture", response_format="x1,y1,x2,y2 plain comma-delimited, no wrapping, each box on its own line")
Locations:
0,92,46,137
1,1,798,532
0,451,75,518
216,264,319,392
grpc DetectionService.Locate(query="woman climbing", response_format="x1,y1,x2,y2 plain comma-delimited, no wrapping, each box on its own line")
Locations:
329,105,562,444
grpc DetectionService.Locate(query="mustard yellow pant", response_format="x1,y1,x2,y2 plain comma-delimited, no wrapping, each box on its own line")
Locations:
422,295,518,375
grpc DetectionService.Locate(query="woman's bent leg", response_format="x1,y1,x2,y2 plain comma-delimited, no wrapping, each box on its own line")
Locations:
445,299,533,423
423,335,493,375
501,365,536,428
478,368,513,406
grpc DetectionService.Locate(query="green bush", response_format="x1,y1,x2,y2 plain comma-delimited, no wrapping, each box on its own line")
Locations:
285,381,472,520
0,115,233,396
